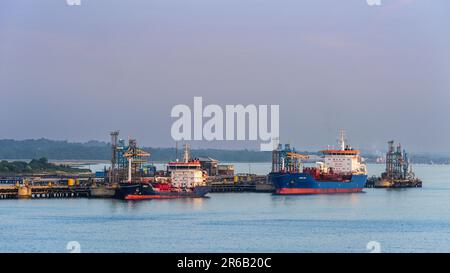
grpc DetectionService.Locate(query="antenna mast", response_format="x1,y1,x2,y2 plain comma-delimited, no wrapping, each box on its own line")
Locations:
176,141,179,161
183,144,190,163
338,129,346,150
110,131,119,183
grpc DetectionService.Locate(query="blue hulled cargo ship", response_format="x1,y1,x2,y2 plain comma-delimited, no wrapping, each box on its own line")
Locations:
269,131,368,195
269,172,367,194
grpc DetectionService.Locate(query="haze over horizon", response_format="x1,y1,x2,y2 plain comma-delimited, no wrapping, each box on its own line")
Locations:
1,0,449,153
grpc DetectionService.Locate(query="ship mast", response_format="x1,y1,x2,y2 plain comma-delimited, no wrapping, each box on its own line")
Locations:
183,144,190,163
338,129,346,151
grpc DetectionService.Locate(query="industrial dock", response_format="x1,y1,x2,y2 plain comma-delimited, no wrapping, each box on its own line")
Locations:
366,141,422,188
0,174,273,199
0,132,274,200
0,177,92,199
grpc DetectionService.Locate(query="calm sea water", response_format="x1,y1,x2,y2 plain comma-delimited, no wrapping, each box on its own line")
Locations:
1,163,450,253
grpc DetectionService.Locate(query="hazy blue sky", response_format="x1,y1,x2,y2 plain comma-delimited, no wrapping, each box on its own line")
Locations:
0,0,449,153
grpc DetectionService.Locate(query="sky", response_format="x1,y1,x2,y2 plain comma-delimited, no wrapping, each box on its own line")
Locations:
0,0,449,153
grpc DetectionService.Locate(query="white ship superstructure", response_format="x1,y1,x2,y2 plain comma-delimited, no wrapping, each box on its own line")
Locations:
320,130,367,175
168,144,207,188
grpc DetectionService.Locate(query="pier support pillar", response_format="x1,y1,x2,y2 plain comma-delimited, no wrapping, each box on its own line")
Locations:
18,187,32,199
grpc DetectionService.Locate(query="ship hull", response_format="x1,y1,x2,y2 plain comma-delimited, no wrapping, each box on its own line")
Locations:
269,172,367,195
115,183,210,200
114,183,144,199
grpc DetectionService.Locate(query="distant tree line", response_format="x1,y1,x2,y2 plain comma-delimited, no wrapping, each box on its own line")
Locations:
0,139,273,162
0,139,449,164
0,139,110,160
0,157,90,174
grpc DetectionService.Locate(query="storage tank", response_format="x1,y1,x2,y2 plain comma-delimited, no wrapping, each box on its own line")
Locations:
67,179,75,187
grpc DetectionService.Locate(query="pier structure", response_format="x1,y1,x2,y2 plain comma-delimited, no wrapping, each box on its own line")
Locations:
272,143,308,173
0,184,91,199
366,140,422,188
207,174,273,192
